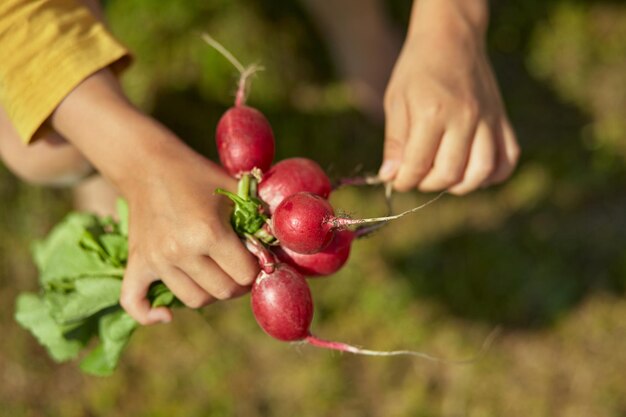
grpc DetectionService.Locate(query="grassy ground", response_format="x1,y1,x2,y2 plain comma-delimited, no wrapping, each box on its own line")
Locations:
1,1,625,416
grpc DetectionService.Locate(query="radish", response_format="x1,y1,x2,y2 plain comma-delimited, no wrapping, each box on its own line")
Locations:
203,34,275,177
272,191,445,255
246,236,491,361
271,193,336,254
216,106,275,176
258,158,332,213
251,263,314,341
273,230,354,277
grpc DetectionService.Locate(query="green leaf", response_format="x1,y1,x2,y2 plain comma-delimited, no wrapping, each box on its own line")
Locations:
215,188,268,236
33,213,98,272
47,277,122,324
79,229,109,260
148,281,178,308
33,214,125,285
99,234,128,265
15,293,87,362
79,344,112,376
80,309,138,376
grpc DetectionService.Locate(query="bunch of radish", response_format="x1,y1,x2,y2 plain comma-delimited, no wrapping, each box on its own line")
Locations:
202,35,465,360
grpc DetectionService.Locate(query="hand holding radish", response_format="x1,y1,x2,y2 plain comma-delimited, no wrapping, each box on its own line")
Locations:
50,67,259,326
120,155,258,325
379,0,520,195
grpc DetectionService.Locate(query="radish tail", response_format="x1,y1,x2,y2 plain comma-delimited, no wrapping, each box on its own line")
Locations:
201,33,245,74
201,33,263,106
333,191,446,228
304,327,500,365
235,64,264,107
334,175,384,188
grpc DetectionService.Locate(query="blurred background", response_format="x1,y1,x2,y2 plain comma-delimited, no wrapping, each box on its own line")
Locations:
1,0,626,415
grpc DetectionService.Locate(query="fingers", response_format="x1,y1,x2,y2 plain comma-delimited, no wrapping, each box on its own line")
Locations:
180,255,249,301
205,229,259,286
121,232,258,325
447,122,496,195
120,257,172,325
392,114,445,192
159,265,216,309
378,98,409,181
385,111,518,195
417,117,478,193
486,119,520,185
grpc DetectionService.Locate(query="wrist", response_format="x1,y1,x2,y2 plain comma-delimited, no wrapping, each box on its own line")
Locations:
408,0,489,41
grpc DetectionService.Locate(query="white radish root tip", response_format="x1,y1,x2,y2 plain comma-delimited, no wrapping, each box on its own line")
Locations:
334,191,446,228
303,326,501,365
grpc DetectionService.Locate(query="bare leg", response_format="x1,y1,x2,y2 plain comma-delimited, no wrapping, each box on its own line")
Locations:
0,105,93,186
0,0,124,217
300,0,402,121
72,174,120,217
0,105,119,216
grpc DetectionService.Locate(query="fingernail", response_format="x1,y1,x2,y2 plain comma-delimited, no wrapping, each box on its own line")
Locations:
378,160,398,181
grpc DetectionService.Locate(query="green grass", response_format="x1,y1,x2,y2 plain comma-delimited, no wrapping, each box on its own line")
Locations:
1,1,626,415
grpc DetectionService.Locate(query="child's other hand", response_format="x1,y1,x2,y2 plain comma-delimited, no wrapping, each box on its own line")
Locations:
379,0,519,195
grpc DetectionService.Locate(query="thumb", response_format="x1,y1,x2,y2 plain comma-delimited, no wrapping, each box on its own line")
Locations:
120,257,172,325
378,100,409,181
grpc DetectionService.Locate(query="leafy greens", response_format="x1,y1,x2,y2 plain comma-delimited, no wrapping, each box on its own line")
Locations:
14,200,178,376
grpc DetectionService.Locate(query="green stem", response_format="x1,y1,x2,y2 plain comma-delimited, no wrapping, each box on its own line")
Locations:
250,177,258,199
238,174,251,199
254,224,276,245
215,188,245,206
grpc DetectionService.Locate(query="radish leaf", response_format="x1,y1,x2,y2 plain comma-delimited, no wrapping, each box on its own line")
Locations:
15,293,86,361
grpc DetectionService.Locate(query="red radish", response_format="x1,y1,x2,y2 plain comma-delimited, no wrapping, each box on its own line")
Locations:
216,106,275,176
271,193,335,254
273,191,445,255
252,263,495,360
258,158,332,213
202,33,275,177
246,235,489,362
274,230,354,277
251,264,314,341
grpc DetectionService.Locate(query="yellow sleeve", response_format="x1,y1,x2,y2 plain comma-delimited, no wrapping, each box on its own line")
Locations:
0,0,131,143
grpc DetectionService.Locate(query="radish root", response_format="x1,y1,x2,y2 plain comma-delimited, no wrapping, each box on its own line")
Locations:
201,33,264,106
304,326,501,365
335,174,384,188
333,173,395,220
333,191,446,229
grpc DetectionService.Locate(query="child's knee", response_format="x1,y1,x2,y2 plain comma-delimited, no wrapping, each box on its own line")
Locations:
0,125,93,187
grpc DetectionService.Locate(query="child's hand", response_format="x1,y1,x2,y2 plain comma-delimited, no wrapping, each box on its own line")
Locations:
379,0,519,195
51,68,259,325
119,157,259,325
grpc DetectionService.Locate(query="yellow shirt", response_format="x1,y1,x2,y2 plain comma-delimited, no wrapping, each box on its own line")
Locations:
0,0,130,143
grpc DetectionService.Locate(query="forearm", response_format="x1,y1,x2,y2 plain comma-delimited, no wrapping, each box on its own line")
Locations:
50,68,227,197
